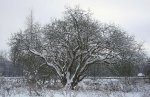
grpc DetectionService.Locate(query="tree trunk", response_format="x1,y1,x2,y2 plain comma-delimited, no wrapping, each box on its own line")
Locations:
61,77,67,87
64,82,76,90
61,77,78,90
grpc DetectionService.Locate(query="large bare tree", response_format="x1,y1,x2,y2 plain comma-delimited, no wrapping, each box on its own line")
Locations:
9,7,146,90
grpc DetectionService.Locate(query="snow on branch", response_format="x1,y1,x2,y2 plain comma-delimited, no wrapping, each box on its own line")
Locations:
29,49,63,77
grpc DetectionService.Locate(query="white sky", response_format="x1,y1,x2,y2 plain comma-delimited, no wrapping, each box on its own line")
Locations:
0,0,150,55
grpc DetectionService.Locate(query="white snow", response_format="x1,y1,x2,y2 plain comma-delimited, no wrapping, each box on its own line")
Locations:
0,77,150,97
0,90,147,97
137,73,145,77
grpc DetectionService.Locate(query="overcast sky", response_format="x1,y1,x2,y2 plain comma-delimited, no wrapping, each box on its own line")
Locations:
0,0,150,55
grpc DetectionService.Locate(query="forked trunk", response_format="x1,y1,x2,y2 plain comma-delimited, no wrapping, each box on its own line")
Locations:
61,76,79,90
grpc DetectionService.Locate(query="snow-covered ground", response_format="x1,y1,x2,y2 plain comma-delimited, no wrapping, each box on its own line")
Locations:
0,88,150,97
0,77,150,97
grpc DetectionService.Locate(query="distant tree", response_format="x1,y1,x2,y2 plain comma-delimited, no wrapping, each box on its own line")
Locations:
143,58,150,77
0,50,16,76
9,7,146,89
0,50,8,59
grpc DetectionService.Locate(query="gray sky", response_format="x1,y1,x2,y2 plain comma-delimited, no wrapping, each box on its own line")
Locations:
0,0,150,55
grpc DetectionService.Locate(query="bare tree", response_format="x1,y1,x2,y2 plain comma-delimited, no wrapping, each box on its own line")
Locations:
0,50,8,59
9,7,146,90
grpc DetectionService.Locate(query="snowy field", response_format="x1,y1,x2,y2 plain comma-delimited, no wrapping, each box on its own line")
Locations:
0,77,150,97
